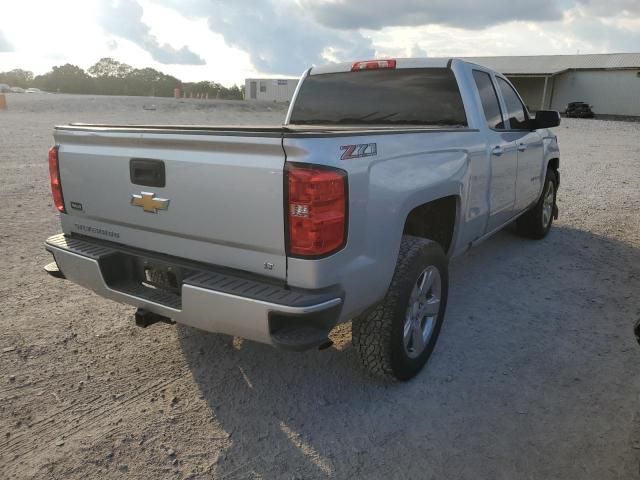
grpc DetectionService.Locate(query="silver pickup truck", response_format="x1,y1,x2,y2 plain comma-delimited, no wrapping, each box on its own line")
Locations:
44,58,560,380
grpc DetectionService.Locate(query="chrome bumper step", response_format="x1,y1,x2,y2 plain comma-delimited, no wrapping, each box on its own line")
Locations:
44,234,343,348
45,234,340,309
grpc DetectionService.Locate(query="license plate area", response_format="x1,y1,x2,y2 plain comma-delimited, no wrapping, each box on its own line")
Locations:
100,253,195,298
142,263,181,295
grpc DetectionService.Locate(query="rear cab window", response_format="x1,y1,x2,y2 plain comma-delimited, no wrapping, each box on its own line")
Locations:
289,68,468,127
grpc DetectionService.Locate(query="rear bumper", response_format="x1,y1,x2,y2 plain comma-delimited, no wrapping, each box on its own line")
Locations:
45,234,343,350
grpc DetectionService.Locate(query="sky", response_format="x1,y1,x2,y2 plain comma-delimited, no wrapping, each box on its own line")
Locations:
0,0,639,86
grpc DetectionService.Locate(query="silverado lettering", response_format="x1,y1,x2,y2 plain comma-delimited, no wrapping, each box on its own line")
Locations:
73,224,120,239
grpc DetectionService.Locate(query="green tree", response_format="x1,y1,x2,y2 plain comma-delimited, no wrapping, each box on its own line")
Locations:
181,81,244,100
222,84,243,100
127,68,181,97
88,58,134,95
22,57,246,99
88,58,133,78
33,64,94,93
0,69,34,88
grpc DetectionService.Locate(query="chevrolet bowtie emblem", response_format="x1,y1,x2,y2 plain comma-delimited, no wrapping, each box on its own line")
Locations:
130,192,170,213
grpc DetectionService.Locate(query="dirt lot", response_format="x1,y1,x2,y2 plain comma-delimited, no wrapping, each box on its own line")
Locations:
1,94,639,479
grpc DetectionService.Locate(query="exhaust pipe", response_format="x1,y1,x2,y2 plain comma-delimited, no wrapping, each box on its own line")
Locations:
134,308,175,328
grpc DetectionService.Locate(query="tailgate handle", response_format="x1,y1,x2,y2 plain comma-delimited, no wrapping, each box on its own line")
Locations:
130,159,165,187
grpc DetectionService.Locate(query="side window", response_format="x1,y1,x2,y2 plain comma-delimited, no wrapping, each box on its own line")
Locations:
259,81,267,93
496,77,529,130
472,70,504,129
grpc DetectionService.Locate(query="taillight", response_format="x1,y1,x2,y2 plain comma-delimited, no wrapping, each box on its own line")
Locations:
286,164,347,257
48,145,65,213
351,59,396,71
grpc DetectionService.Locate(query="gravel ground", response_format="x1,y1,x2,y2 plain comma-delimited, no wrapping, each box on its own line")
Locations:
1,94,639,479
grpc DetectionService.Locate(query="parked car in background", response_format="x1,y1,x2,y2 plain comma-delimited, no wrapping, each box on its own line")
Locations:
0,83,10,93
25,88,43,94
565,102,594,118
44,58,561,381
9,87,25,93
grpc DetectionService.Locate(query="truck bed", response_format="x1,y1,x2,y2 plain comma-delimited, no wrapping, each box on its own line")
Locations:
57,123,474,137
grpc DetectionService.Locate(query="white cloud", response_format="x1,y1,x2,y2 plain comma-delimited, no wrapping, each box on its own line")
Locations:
303,0,564,30
156,0,375,75
98,0,205,65
0,0,639,86
0,0,258,85
0,31,12,52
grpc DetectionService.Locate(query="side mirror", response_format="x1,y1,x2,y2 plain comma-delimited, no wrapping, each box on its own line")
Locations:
534,110,561,129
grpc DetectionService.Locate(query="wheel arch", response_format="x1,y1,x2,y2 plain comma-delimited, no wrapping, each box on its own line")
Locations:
402,195,460,256
546,157,560,186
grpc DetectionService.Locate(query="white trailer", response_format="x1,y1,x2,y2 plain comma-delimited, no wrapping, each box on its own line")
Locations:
244,78,298,102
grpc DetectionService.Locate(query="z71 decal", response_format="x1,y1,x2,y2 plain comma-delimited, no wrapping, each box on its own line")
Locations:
340,143,377,160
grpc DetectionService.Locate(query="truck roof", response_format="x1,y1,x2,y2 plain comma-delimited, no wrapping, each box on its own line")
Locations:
309,57,469,75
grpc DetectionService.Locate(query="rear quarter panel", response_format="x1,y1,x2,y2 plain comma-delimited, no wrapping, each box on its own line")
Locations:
283,129,488,321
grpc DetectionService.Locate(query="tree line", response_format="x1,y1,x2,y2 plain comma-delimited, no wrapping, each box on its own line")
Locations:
0,58,245,99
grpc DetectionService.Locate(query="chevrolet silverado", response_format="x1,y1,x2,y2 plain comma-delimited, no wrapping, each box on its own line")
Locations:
44,58,561,380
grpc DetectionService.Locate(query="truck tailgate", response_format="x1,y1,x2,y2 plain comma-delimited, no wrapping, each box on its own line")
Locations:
53,127,287,280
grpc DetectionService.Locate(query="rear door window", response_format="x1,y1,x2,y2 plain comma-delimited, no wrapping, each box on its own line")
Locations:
496,77,530,130
472,70,504,129
289,68,467,127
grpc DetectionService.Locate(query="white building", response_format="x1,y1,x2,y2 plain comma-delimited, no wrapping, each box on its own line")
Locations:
464,53,640,116
245,54,640,115
244,78,299,102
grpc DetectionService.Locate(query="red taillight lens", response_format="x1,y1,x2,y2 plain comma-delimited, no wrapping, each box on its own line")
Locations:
351,59,396,71
286,164,347,257
48,145,65,213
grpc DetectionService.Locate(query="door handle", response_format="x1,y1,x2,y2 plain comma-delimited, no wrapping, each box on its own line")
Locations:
130,158,165,187
517,143,527,152
491,146,504,156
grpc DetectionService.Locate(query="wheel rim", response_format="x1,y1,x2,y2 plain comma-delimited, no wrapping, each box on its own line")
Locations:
403,266,441,359
542,180,555,229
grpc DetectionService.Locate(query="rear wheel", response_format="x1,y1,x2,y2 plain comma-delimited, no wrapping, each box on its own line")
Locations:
352,236,448,381
516,169,558,239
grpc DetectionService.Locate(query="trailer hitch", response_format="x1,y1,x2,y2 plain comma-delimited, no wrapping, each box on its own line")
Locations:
134,308,175,328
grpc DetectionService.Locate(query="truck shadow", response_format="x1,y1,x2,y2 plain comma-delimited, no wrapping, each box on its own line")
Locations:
177,225,640,479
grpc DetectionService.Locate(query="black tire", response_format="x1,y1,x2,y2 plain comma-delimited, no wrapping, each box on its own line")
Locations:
352,236,449,381
516,169,558,239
